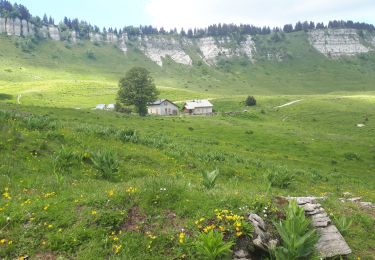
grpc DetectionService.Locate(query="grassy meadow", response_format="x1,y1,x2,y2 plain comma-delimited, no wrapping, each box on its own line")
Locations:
0,32,375,259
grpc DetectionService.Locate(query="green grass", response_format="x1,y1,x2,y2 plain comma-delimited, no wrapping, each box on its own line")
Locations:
0,94,374,259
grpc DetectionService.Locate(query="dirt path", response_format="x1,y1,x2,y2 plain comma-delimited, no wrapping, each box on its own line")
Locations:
274,99,303,108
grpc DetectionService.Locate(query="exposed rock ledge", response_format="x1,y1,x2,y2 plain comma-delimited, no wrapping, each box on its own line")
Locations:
309,29,371,58
137,36,192,66
197,36,256,65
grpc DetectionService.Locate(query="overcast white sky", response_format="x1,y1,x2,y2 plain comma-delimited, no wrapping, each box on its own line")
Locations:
145,0,375,29
15,0,375,29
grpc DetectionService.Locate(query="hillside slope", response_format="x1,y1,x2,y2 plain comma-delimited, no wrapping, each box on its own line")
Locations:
1,29,375,108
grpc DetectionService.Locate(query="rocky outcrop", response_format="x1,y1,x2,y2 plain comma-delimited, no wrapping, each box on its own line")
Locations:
13,18,21,36
106,32,118,44
197,36,256,65
0,17,6,34
118,33,128,53
287,196,352,258
137,36,192,66
48,26,60,41
21,20,28,36
40,26,48,38
247,213,278,252
89,32,103,42
70,31,77,43
309,29,370,58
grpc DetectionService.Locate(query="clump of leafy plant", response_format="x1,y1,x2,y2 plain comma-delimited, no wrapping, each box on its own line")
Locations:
273,200,318,259
265,167,295,189
53,146,80,174
117,129,138,143
202,169,220,189
194,230,234,260
333,215,353,236
91,150,119,179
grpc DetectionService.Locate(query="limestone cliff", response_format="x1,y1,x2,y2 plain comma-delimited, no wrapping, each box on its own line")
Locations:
134,36,192,66
197,36,256,65
1,20,375,66
309,29,372,57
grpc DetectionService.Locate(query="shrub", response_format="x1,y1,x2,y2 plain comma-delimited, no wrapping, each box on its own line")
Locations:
265,167,295,189
273,201,318,259
115,102,132,114
245,96,257,106
91,150,119,179
202,169,220,189
86,49,96,60
194,230,234,260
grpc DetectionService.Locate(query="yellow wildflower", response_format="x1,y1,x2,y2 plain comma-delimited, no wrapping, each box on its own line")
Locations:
236,232,243,237
113,244,122,254
219,226,225,232
179,232,185,244
48,224,53,229
0,239,6,244
43,205,49,211
2,191,11,200
91,210,97,215
107,190,114,197
8,240,12,245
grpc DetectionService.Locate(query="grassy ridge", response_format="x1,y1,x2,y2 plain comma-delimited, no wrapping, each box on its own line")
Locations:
1,32,375,110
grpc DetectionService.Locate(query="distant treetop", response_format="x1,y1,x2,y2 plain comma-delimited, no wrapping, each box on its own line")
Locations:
0,0,374,39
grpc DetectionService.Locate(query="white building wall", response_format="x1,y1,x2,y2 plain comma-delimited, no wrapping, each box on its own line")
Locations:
148,101,179,116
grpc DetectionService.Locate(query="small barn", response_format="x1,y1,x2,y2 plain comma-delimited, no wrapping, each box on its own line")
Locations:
148,99,179,116
183,100,213,115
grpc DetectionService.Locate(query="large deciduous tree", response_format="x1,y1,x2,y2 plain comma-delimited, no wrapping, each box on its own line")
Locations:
117,67,159,116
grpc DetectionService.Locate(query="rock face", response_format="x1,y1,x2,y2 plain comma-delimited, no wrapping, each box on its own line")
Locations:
21,20,28,36
0,17,5,34
13,18,21,36
197,36,256,65
247,213,278,252
89,32,103,42
48,26,60,41
70,31,77,43
118,33,128,53
137,36,192,66
309,29,370,58
6,18,14,36
106,32,118,44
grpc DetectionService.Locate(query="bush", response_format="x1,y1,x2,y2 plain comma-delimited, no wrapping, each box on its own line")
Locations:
273,201,318,259
265,167,295,189
194,230,234,260
115,102,132,114
202,169,220,189
91,150,119,179
245,96,257,106
86,49,96,60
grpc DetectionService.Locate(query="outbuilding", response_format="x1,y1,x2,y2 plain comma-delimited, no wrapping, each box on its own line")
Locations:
183,100,213,115
148,99,179,116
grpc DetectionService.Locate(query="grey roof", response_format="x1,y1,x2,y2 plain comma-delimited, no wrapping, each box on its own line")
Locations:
184,100,213,109
149,99,178,107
